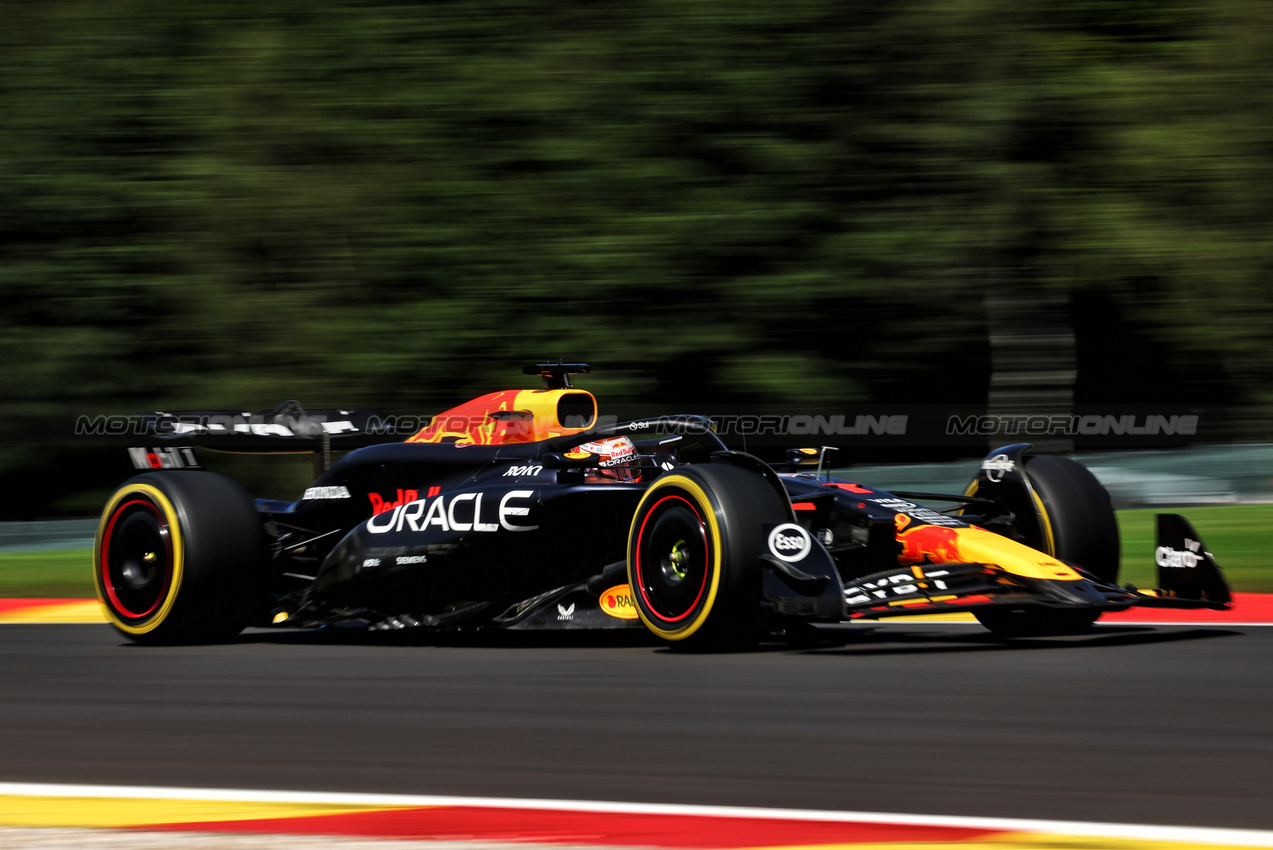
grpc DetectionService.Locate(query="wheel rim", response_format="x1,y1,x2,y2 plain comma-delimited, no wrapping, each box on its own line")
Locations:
100,497,174,620
634,495,712,624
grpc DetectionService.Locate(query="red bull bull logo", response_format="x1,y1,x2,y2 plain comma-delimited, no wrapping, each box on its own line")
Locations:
897,525,965,565
898,522,1082,581
406,389,595,446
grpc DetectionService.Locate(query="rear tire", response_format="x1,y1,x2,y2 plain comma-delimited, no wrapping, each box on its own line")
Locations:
94,471,267,644
974,454,1119,637
627,464,788,651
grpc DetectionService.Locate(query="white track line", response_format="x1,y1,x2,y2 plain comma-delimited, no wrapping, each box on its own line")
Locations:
2,783,1272,847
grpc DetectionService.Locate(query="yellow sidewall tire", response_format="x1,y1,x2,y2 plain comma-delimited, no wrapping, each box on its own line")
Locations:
627,463,788,650
94,483,185,636
627,475,724,642
94,471,266,645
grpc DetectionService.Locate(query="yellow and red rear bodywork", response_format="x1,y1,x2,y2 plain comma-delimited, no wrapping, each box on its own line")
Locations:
406,388,597,446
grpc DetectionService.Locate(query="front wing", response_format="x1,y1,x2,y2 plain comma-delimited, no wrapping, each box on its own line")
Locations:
838,561,1231,622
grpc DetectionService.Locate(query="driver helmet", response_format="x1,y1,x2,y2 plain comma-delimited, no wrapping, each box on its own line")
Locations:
571,435,642,483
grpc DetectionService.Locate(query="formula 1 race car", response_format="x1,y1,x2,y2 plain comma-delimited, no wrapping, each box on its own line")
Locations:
94,363,1233,649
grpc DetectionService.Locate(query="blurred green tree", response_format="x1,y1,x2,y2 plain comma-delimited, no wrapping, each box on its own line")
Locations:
2,0,1270,514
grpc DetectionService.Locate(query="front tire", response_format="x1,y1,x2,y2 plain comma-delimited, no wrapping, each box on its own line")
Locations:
1023,454,1120,583
974,454,1119,637
627,463,788,651
94,471,267,644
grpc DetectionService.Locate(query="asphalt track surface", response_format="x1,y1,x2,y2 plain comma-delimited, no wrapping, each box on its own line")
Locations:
1,621,1270,833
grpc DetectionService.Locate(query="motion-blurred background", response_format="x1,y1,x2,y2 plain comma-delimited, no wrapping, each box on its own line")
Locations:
3,1,1272,517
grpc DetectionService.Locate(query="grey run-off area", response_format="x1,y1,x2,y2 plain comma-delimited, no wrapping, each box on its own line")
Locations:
0,623,1269,831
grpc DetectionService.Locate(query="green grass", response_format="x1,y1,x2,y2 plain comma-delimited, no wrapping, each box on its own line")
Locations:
0,550,95,598
1117,504,1273,593
2,504,1271,598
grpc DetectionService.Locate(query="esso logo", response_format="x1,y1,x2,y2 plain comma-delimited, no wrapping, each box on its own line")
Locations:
768,523,812,563
599,584,639,620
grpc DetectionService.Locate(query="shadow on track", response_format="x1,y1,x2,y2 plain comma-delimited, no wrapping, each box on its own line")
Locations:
799,624,1243,657
220,624,663,650
147,621,1245,656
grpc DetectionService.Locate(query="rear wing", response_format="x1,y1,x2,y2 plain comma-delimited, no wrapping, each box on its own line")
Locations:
123,401,421,471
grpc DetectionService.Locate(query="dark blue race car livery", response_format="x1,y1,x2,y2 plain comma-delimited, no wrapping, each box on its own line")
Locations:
95,363,1232,648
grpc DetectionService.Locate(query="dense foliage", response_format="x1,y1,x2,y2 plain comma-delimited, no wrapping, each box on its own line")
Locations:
3,0,1272,514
